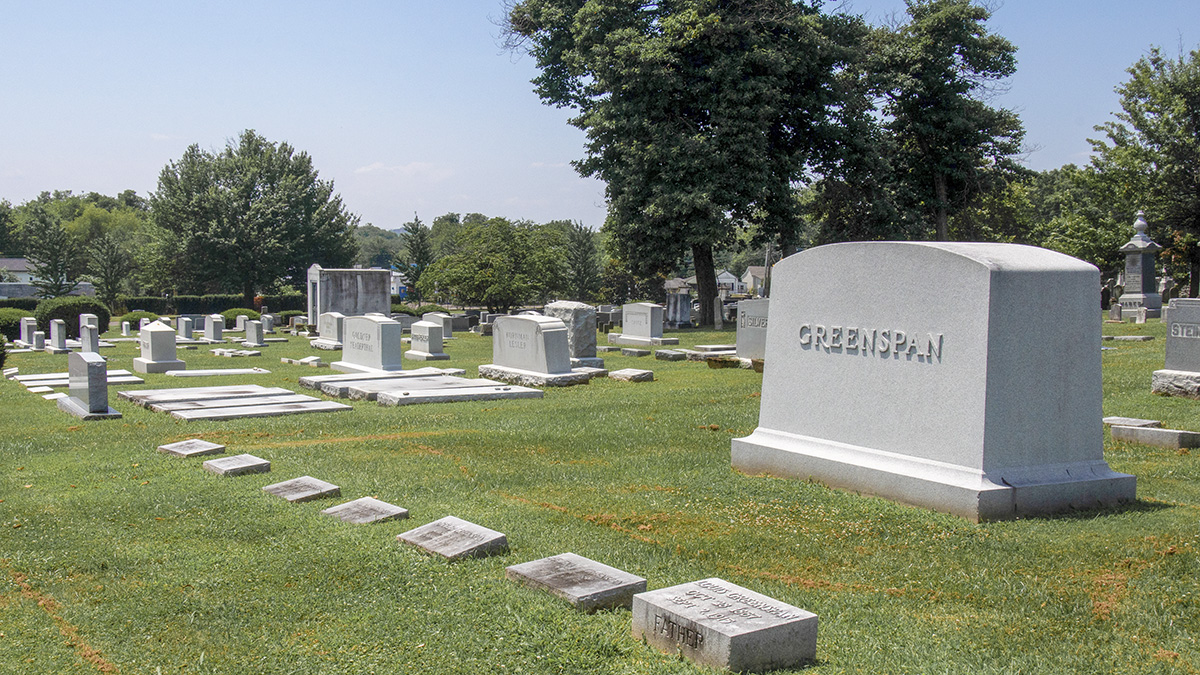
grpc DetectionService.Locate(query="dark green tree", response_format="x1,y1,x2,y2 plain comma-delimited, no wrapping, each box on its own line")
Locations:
506,0,861,325
85,231,134,309
400,213,435,303
22,204,80,298
150,129,359,305
880,0,1025,240
353,224,403,269
564,221,600,301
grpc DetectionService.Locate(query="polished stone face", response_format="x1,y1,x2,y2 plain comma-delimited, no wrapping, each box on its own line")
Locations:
336,314,404,372
1164,298,1200,372
407,320,446,359
491,315,571,374
205,315,225,341
317,312,346,341
621,302,663,338
732,241,1134,521
735,299,769,360
68,351,109,413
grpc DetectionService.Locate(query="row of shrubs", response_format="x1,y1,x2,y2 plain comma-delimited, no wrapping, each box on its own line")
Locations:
391,304,450,316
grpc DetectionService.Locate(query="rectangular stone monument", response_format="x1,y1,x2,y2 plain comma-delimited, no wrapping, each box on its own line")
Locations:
158,439,225,457
423,312,454,339
311,311,346,350
178,317,193,339
406,320,450,361
506,553,646,611
731,242,1136,521
133,320,187,373
665,293,691,328
321,497,409,524
261,314,274,333
179,314,207,332
79,324,100,354
306,264,391,324
46,319,69,354
31,331,44,351
736,299,769,361
608,302,678,346
632,578,817,672
391,314,418,333
479,315,593,386
79,313,99,333
332,314,405,373
544,300,603,367
242,320,266,348
204,315,225,342
262,476,340,503
57,351,121,420
397,516,508,561
18,317,37,346
121,321,131,336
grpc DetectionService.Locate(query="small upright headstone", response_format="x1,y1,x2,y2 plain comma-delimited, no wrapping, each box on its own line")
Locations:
397,516,507,561
479,315,593,386
234,314,249,332
57,351,121,420
736,299,769,361
544,300,602,368
632,578,817,672
242,320,266,348
133,320,187,373
140,317,151,329
19,317,37,346
178,317,193,339
1136,307,1148,324
121,321,131,336
32,331,45,351
331,314,405,373
46,319,69,354
1109,302,1123,321
713,297,724,330
79,324,100,354
261,314,275,333
406,320,450,361
311,312,346,350
204,315,225,342
608,302,678,346
79,313,99,334
423,312,454,339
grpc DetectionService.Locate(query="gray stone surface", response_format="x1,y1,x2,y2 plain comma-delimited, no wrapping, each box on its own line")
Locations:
31,331,44,351
506,552,646,611
262,476,341,502
1164,298,1200,372
397,515,507,561
134,320,186,373
165,367,271,377
377,384,543,406
203,454,270,476
632,578,817,672
621,348,651,357
241,320,266,348
19,317,37,345
121,321,130,336
1110,425,1200,449
321,496,409,524
664,293,691,328
149,393,318,413
1118,211,1162,317
622,302,663,338
695,344,736,352
609,368,653,382
178,317,193,339
203,315,225,342
736,298,770,360
306,264,391,324
119,385,292,407
158,439,225,457
544,301,598,359
406,320,449,361
46,319,69,353
1105,335,1154,342
423,312,454,339
339,375,504,401
490,315,571,374
1151,369,1200,398
79,324,100,354
311,311,346,349
67,351,113,414
477,364,592,387
79,313,98,332
597,345,621,353
1103,416,1161,428
732,241,1136,521
170,400,350,421
332,314,405,373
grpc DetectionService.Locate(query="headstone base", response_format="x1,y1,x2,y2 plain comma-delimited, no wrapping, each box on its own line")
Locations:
570,356,605,368
310,339,343,350
1110,425,1200,449
1151,369,1200,398
404,350,451,361
331,360,405,375
731,428,1136,522
606,333,679,346
56,397,122,420
133,358,187,374
477,364,593,387
44,347,70,355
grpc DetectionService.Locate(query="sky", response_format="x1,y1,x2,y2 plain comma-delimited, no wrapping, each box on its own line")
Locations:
1,1,1197,232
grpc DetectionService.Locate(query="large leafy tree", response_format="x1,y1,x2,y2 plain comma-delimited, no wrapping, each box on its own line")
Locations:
880,0,1025,240
22,204,80,298
506,0,860,325
1090,47,1200,293
150,130,359,305
85,231,134,309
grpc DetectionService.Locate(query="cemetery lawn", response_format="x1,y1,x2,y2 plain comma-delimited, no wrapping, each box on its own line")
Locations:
1,319,1197,674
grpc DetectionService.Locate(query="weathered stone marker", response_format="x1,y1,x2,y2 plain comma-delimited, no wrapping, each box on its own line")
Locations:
262,476,340,502
506,552,646,611
321,497,409,524
79,324,100,354
736,299,769,361
133,320,187,373
332,314,404,373
57,351,121,420
632,578,817,672
397,516,507,561
204,315,225,342
405,320,450,361
310,311,346,350
608,302,679,347
46,319,69,354
479,315,593,386
1152,298,1200,397
544,300,603,367
732,242,1136,521
158,439,226,457
203,454,270,476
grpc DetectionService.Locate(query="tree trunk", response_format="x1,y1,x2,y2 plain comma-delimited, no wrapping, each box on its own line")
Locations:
243,281,255,309
1191,259,1199,298
934,174,949,241
693,243,718,327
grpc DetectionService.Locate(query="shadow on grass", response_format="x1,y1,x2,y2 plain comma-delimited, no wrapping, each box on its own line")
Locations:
1017,498,1172,523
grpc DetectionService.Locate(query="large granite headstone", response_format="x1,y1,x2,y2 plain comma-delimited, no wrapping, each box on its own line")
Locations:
57,351,121,420
79,324,100,354
632,578,817,672
311,312,346,350
423,312,454,339
608,302,678,346
479,315,593,386
306,264,391,324
731,242,1136,521
133,320,187,373
735,299,769,361
331,314,404,373
1151,298,1200,397
242,320,266,348
544,300,602,367
664,293,691,329
405,320,450,361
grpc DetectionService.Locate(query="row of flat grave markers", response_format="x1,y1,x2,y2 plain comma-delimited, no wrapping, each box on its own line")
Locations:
157,435,818,672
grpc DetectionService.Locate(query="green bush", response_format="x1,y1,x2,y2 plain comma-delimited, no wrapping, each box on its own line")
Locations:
391,304,420,316
117,296,172,315
277,310,305,325
0,298,39,311
415,304,449,315
0,308,31,341
219,308,260,325
118,311,160,328
259,294,306,312
0,335,7,370
34,296,111,339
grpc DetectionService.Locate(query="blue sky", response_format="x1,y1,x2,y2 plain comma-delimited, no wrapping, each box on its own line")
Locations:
1,1,1197,231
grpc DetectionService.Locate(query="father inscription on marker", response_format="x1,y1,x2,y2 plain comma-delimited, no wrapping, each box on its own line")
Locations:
732,242,1135,521
632,577,817,672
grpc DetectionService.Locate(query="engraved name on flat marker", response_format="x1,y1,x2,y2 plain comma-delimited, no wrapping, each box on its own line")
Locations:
203,454,271,476
506,552,647,611
397,516,507,561
262,476,341,503
321,497,409,524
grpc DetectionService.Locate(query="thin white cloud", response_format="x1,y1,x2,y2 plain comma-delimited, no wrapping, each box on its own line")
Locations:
354,161,453,182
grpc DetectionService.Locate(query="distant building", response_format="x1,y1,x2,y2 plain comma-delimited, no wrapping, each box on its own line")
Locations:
742,266,766,296
0,258,34,284
0,257,95,299
684,269,746,295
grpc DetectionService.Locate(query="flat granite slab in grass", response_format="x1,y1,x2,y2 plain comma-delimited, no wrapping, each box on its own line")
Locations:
341,375,511,401
376,384,543,406
203,453,270,476
119,385,291,407
609,368,654,382
296,367,452,390
321,496,409,524
1110,425,1200,449
632,577,818,673
170,400,352,421
1103,416,1161,428
397,515,508,561
262,476,341,503
506,552,647,611
149,393,320,413
620,348,651,357
164,367,271,377
158,439,226,457
655,349,685,361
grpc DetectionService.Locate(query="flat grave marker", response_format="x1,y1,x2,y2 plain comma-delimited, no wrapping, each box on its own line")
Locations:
321,497,409,524
158,439,226,457
397,515,507,561
203,454,270,476
506,552,646,611
263,476,341,503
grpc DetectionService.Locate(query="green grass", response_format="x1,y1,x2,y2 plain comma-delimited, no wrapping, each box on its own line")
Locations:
1,318,1198,674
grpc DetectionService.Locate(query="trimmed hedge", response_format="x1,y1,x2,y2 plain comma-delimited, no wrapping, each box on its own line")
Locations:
0,308,30,341
415,304,450,315
118,296,172,315
118,311,160,327
277,310,305,325
219,308,260,325
0,298,39,311
391,305,420,316
0,335,6,370
34,296,111,339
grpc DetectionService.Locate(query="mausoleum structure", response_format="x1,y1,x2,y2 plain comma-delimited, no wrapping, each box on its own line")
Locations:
306,264,391,324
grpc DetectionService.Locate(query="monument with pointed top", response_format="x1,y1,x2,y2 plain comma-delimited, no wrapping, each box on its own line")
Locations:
133,320,187,373
1118,211,1162,318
